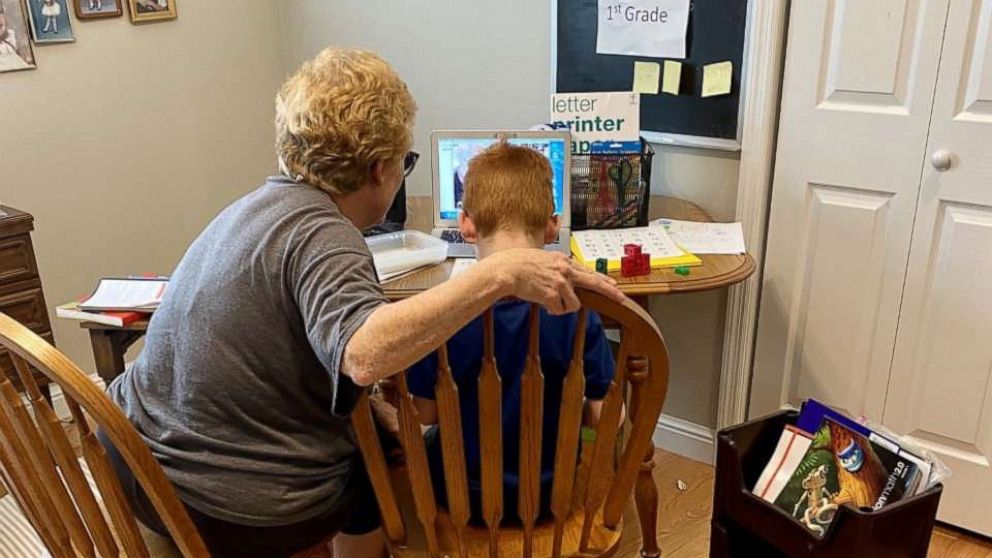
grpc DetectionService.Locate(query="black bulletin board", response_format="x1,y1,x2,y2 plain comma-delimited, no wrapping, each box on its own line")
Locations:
555,0,748,143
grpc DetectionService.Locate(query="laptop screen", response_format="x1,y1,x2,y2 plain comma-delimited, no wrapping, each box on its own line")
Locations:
435,136,568,221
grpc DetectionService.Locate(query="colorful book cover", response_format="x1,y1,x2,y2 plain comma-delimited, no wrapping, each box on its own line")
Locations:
797,398,931,495
771,418,919,537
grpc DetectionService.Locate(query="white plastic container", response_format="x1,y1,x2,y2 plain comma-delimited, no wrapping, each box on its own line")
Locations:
365,230,448,280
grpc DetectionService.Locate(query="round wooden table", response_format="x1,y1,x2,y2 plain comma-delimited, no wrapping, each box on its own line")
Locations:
77,196,755,382
382,195,756,300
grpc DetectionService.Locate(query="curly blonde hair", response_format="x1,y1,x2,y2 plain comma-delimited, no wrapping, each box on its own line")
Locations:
275,48,417,195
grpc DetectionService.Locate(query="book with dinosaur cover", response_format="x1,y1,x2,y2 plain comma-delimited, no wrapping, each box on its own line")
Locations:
760,417,920,537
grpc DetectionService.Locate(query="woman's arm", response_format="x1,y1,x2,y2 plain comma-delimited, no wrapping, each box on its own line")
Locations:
342,248,621,386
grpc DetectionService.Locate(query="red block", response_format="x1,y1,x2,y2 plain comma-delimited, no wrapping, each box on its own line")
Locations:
620,255,637,277
621,253,651,277
638,253,651,275
624,243,642,257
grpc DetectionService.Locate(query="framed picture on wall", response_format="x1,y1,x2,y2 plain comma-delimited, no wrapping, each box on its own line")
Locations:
126,0,175,23
73,0,122,19
26,0,75,43
0,0,36,72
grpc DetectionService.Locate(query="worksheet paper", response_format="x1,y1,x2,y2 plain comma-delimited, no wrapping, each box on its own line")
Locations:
596,0,691,59
572,226,684,261
651,218,746,254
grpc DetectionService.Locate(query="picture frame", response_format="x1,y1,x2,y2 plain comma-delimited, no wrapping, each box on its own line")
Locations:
26,0,75,43
0,0,37,72
126,0,175,23
73,0,122,20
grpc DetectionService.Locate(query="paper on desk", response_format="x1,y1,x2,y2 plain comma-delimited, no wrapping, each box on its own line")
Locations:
80,279,168,311
572,226,685,261
450,258,477,279
651,218,746,254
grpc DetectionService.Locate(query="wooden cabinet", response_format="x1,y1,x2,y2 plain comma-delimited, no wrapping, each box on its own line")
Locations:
0,207,54,393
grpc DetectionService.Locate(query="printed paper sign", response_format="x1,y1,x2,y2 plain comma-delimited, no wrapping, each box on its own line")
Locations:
550,92,640,154
596,0,691,59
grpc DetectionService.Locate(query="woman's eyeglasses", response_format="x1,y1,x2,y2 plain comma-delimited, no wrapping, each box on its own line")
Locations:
403,151,420,178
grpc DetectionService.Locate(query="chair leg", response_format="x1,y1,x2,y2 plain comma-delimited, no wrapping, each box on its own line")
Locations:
635,443,661,558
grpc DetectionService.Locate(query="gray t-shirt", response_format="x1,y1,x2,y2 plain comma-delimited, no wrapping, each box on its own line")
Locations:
108,175,387,526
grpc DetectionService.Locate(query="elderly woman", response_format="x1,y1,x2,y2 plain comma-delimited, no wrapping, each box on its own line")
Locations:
102,47,619,558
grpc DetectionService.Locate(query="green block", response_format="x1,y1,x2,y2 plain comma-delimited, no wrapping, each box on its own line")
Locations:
581,426,597,443
674,266,691,276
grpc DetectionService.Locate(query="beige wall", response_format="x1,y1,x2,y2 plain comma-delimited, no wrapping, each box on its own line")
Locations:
1,0,738,429
279,0,740,428
0,1,286,373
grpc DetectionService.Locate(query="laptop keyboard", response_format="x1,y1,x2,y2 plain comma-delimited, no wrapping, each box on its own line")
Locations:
440,229,466,244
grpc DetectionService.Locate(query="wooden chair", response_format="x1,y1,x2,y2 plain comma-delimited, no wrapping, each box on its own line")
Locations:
0,312,211,557
352,289,671,558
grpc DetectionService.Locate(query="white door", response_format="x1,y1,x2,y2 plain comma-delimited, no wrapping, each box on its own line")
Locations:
751,0,950,417
882,0,992,536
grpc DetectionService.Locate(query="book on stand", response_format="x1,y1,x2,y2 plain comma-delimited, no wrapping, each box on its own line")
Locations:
55,301,147,328
751,398,943,538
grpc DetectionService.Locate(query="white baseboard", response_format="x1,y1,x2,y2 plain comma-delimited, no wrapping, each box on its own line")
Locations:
653,413,716,465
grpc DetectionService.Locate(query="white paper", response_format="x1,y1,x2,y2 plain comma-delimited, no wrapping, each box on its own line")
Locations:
449,258,477,279
572,226,684,261
81,279,168,310
596,0,691,59
651,218,746,254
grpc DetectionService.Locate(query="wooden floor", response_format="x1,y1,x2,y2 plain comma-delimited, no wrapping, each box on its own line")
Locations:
622,449,992,558
1,437,990,557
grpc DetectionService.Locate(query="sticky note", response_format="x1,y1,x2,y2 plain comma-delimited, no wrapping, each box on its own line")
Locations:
632,61,660,95
662,60,682,95
702,61,733,98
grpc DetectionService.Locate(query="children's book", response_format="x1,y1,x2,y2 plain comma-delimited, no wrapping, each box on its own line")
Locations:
753,425,813,503
55,300,147,328
78,277,168,312
796,399,932,494
769,417,920,537
570,226,701,271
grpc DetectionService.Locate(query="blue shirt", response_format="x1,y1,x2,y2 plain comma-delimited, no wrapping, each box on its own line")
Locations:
406,301,615,500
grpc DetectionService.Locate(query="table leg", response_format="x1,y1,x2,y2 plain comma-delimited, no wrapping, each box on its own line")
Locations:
88,329,144,384
627,355,662,558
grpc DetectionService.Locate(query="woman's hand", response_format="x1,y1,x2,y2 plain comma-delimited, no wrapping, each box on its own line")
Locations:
481,249,624,314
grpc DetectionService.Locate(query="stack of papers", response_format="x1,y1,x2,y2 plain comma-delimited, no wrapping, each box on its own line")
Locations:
79,278,168,312
651,218,746,255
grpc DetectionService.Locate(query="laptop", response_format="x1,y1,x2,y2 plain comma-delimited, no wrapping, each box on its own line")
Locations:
430,130,572,258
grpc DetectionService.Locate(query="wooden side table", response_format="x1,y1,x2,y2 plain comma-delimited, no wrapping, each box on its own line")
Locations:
0,207,56,397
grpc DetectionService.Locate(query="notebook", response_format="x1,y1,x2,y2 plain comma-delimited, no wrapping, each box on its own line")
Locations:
570,226,701,271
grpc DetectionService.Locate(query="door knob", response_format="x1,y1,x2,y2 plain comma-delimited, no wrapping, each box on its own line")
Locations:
931,150,953,171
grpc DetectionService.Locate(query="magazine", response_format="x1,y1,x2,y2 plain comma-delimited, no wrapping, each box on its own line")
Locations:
767,418,920,537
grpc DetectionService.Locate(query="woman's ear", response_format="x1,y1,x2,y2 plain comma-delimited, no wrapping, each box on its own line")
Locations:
369,159,387,188
458,213,479,244
544,214,562,244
